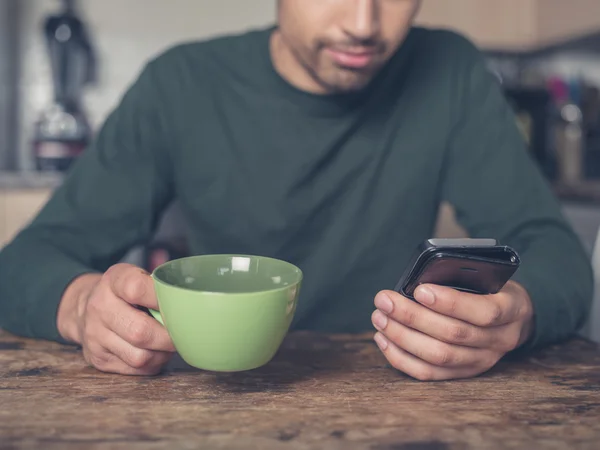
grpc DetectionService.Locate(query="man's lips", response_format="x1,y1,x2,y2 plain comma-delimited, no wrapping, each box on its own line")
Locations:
325,47,379,69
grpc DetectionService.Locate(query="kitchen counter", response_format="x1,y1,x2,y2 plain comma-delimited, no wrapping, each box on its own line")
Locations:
0,171,64,189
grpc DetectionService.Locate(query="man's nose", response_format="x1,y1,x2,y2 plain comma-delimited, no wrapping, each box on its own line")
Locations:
342,0,380,42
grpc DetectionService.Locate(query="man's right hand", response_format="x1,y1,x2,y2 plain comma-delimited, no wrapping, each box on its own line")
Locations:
57,263,176,375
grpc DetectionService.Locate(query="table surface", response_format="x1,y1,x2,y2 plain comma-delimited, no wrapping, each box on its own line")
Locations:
1,330,600,450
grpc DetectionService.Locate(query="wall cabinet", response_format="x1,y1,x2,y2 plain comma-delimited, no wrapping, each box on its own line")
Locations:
415,0,600,51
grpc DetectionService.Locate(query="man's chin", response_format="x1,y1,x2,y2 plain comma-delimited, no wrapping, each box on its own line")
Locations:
319,75,374,94
315,65,381,94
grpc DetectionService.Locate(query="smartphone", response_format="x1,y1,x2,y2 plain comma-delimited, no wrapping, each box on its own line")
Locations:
395,238,520,299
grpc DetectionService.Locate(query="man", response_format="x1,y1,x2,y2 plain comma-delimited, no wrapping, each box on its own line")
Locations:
0,0,593,380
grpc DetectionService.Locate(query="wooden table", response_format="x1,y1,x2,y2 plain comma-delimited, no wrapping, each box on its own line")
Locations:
1,330,600,450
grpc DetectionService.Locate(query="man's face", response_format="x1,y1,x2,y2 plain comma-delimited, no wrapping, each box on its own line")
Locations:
275,0,421,93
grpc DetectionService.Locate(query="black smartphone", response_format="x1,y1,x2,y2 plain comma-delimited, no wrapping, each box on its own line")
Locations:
395,238,520,300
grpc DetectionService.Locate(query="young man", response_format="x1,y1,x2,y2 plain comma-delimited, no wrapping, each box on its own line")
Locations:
0,0,592,380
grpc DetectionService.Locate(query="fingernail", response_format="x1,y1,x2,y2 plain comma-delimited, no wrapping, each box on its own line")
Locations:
375,293,394,314
374,332,388,351
372,310,388,331
416,286,435,305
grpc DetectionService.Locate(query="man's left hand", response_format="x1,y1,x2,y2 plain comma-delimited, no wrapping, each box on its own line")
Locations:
371,281,535,381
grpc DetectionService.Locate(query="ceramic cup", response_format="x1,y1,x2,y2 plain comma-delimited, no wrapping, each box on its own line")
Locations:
149,254,303,372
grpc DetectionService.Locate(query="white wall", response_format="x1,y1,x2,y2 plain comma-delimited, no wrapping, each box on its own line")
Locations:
16,0,276,170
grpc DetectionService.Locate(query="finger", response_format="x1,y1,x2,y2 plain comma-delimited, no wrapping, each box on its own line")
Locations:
374,291,496,348
83,340,166,376
100,294,176,352
412,284,519,327
102,330,173,373
371,310,498,368
107,264,158,309
373,332,491,381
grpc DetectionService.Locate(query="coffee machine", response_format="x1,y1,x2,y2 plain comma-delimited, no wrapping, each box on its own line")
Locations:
33,0,95,172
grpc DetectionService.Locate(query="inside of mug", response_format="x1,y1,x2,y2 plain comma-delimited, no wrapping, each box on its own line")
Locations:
153,255,302,293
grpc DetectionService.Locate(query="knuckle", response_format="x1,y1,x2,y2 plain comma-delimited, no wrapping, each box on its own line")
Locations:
397,306,417,327
127,349,153,369
87,352,109,370
104,263,127,282
127,325,152,347
431,346,454,367
447,294,459,315
101,267,115,282
413,368,435,381
447,324,470,342
86,293,104,314
120,273,146,301
392,324,406,342
482,304,503,327
107,264,147,299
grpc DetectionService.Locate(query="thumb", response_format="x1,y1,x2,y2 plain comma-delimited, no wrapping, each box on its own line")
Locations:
107,264,158,310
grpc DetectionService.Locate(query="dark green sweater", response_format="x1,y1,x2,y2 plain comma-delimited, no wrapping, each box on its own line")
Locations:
0,26,593,350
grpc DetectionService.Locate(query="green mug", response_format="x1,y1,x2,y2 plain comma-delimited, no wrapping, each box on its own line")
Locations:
149,254,303,372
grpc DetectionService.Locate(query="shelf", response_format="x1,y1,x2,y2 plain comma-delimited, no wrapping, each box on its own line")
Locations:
0,171,64,190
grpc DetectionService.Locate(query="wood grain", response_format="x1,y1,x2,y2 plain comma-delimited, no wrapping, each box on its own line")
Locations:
1,330,600,449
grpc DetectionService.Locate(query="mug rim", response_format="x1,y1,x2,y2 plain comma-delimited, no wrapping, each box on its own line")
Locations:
151,253,304,296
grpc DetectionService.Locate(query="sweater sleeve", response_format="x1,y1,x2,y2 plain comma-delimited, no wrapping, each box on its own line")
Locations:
440,36,593,350
0,61,174,343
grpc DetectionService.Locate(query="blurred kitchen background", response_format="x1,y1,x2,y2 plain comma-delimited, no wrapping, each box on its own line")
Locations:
3,0,600,272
